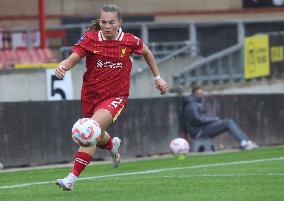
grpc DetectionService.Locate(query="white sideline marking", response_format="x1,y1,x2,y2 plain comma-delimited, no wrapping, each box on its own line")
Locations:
0,156,283,189
162,173,284,177
107,173,284,181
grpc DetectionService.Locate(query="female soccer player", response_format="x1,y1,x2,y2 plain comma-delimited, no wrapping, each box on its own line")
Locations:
55,4,168,191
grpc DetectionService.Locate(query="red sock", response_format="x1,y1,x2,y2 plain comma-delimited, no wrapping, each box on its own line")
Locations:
97,138,113,151
71,152,93,177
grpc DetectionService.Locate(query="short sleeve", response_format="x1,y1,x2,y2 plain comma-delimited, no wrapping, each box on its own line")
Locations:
130,35,143,55
72,34,89,58
72,45,87,58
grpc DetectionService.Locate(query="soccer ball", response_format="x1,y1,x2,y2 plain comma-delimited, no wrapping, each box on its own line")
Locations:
71,118,102,147
169,138,190,155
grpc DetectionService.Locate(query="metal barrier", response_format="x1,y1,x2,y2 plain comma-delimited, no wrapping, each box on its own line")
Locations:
172,43,243,90
59,40,198,61
131,40,198,77
147,40,197,59
172,31,284,91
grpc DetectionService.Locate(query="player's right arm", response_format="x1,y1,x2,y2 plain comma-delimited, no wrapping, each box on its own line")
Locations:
55,33,91,79
55,53,81,79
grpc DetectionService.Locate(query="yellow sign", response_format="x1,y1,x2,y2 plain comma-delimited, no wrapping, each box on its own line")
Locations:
14,63,59,69
244,35,270,79
270,46,284,62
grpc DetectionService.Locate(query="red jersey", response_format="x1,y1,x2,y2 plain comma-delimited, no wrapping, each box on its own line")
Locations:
72,29,143,103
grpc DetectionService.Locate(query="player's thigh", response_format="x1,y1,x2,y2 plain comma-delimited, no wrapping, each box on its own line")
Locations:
93,96,126,126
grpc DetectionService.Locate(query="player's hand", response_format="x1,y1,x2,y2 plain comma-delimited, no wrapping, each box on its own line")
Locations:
55,64,67,79
155,78,168,95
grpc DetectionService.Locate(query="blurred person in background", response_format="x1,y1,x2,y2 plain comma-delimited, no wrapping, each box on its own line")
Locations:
55,4,168,191
182,85,258,150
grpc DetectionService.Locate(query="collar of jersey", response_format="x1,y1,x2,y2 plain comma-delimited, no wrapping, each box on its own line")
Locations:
98,28,124,41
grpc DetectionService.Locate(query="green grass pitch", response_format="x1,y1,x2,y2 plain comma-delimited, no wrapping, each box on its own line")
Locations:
0,146,283,201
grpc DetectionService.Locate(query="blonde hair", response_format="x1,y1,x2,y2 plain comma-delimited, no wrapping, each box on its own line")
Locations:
86,4,121,32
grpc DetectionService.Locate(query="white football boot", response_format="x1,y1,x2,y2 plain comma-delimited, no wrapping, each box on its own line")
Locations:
56,178,74,191
56,173,77,191
110,137,121,168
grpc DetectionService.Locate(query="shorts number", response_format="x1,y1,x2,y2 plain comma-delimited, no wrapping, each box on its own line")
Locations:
110,97,123,108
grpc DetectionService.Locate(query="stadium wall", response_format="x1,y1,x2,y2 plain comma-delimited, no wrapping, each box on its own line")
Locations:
2,0,284,29
0,68,82,102
0,0,241,17
0,95,283,168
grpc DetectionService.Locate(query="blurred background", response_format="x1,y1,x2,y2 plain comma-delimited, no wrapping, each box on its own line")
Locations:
0,0,283,168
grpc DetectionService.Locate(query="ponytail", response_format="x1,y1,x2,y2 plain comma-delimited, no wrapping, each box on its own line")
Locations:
86,19,100,32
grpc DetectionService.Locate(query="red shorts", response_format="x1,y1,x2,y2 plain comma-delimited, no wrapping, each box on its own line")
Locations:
82,96,127,121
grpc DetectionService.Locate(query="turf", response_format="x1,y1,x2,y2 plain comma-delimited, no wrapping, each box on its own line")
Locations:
0,146,283,201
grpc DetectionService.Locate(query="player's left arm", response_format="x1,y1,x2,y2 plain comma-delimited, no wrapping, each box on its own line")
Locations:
141,44,168,95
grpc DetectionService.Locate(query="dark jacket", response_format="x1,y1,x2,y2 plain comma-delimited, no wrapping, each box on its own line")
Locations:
182,95,219,137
